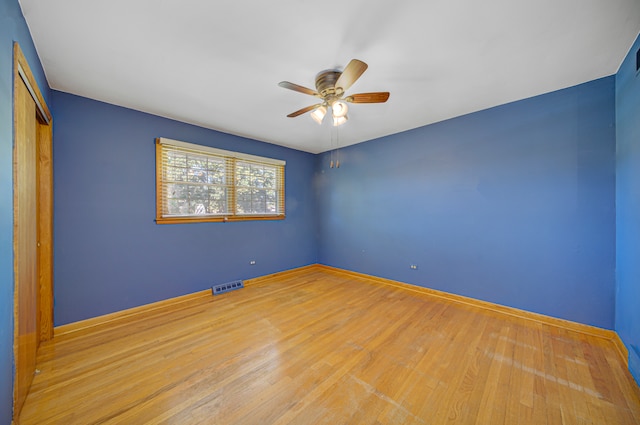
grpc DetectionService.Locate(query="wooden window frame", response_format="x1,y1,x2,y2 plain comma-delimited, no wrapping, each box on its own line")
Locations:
156,138,285,224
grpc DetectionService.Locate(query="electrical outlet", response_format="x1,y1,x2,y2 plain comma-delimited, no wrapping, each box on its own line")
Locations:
410,264,418,270
250,260,256,265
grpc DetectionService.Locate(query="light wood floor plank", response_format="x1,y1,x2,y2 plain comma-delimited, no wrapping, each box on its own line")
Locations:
19,267,640,424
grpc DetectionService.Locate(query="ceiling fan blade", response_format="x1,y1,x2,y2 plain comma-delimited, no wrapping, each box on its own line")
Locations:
335,59,368,93
278,81,321,97
287,104,323,118
344,92,390,103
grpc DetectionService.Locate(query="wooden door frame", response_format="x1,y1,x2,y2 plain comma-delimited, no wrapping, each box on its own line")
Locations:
13,42,53,416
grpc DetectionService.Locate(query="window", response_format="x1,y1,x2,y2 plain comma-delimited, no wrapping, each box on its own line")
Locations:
156,138,285,224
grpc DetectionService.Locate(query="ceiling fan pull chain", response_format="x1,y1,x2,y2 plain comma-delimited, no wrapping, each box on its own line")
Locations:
330,127,334,168
336,126,340,168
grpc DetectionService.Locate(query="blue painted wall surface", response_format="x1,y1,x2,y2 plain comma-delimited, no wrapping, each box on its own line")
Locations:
616,33,640,385
316,77,616,328
52,91,317,326
0,0,51,422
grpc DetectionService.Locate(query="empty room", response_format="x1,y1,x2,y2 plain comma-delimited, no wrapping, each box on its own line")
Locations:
2,0,640,424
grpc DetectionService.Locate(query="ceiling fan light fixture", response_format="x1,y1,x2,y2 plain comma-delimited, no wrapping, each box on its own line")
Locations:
310,105,327,124
279,59,388,128
331,100,348,118
333,114,348,127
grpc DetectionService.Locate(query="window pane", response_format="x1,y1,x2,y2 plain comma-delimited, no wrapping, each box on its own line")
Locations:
206,159,226,184
233,162,282,215
187,155,208,169
251,189,267,213
264,169,276,188
208,200,227,214
167,198,188,215
236,187,251,214
190,201,207,215
187,184,207,201
166,151,187,167
208,187,228,214
166,183,188,199
158,140,284,222
165,165,187,182
250,166,265,189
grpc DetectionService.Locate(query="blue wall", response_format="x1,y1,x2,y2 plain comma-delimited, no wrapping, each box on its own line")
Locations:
1,0,636,416
316,77,616,329
52,91,318,326
0,0,51,422
616,33,640,385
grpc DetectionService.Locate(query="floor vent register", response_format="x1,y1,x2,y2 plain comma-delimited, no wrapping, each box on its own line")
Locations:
212,280,244,296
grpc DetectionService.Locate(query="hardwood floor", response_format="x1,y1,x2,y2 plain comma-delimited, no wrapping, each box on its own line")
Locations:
19,267,640,424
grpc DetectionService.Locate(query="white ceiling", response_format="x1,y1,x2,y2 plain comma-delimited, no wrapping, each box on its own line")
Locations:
19,0,640,154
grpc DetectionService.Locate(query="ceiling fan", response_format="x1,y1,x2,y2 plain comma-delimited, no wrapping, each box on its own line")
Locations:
278,59,390,126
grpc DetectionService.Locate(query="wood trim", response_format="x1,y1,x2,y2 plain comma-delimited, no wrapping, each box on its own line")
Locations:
13,48,38,420
611,332,630,367
156,215,286,224
314,265,627,357
13,42,54,421
54,264,317,337
13,43,51,123
14,42,54,342
54,289,212,337
155,139,163,223
37,120,53,341
244,264,318,286
52,263,630,367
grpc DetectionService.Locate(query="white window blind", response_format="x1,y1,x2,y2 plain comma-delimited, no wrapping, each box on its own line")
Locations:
156,138,285,223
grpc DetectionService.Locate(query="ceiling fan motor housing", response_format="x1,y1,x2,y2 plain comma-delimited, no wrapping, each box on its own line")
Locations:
315,70,343,99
